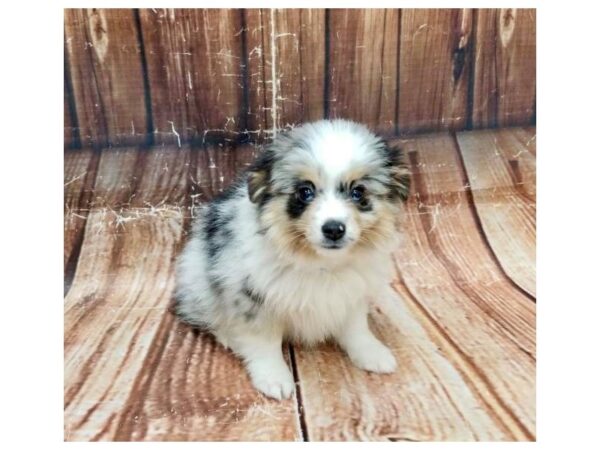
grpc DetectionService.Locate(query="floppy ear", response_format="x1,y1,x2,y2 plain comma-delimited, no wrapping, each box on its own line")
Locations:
383,140,411,202
247,149,275,204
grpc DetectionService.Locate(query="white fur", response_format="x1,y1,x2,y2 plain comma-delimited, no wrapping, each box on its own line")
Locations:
175,120,402,400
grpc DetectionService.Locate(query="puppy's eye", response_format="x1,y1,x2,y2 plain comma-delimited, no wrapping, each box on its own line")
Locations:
297,183,315,203
350,186,365,202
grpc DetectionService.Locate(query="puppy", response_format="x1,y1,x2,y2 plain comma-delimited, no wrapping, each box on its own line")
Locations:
175,119,410,400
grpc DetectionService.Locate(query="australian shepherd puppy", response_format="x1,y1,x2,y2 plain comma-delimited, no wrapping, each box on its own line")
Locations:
175,119,410,400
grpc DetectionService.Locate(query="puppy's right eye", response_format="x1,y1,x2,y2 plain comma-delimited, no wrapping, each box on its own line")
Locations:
297,183,315,203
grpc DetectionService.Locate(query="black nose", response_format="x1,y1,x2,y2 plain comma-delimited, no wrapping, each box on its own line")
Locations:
322,220,346,241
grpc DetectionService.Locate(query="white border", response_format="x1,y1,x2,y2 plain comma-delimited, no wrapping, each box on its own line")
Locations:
3,1,600,448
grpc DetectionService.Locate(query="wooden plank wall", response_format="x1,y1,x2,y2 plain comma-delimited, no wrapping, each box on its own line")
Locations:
64,8,536,149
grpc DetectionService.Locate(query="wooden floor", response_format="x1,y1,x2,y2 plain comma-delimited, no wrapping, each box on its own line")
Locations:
64,127,536,441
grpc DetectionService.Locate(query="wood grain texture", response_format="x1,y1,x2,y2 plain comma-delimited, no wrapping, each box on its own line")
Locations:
90,145,193,211
295,283,514,441
398,9,472,133
457,127,536,295
244,9,325,139
295,133,535,441
328,9,399,133
139,9,245,145
65,144,300,441
64,209,183,441
64,150,99,270
472,9,536,128
64,9,148,148
64,78,79,149
64,129,535,441
194,143,260,207
392,133,535,437
112,317,301,441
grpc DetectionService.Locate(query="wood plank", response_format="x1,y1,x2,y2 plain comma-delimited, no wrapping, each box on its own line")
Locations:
295,282,517,441
328,9,398,133
91,145,194,210
294,132,535,440
194,143,260,205
472,9,536,128
65,145,301,440
398,9,472,133
112,316,301,441
64,208,184,441
131,146,193,209
64,77,79,150
139,9,245,145
91,147,140,209
64,150,99,271
65,9,149,148
394,133,535,436
457,127,536,296
244,9,326,140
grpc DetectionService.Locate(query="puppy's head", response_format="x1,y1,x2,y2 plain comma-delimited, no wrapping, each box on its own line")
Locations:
247,120,410,261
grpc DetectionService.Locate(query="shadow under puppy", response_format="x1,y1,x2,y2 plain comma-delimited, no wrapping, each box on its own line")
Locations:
175,119,410,400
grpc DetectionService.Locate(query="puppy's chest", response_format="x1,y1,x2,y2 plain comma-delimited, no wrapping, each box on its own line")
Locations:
251,261,385,342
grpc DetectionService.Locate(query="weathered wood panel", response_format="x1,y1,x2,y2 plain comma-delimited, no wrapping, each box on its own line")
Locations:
295,284,514,441
194,143,259,207
393,134,535,437
328,9,398,133
457,127,536,295
295,132,535,440
398,9,472,133
132,146,193,208
64,9,148,148
64,128,536,441
471,9,536,128
64,8,536,148
64,209,183,441
64,79,79,149
113,316,301,441
64,150,99,271
139,9,245,145
65,145,300,440
90,146,193,210
244,9,326,139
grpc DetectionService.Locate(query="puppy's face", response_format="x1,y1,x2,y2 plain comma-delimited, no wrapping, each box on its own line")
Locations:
247,120,410,260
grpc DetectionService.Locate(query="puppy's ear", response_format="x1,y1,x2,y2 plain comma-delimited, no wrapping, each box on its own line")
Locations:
247,149,275,204
383,140,411,202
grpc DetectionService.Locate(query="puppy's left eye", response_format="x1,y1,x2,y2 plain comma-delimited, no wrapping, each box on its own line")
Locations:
297,182,315,203
350,186,365,202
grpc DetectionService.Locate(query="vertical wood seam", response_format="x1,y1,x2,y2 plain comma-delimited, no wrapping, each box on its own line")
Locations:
491,10,501,128
376,10,387,126
466,9,477,130
288,343,309,441
133,8,155,146
394,9,401,135
82,10,110,149
323,9,331,118
65,36,82,150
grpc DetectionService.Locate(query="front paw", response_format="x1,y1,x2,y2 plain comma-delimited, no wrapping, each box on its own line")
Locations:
347,341,397,374
248,360,295,400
